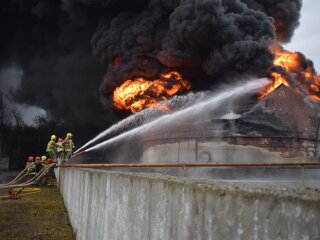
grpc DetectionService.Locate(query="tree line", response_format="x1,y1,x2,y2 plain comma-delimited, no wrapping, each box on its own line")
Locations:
0,93,74,169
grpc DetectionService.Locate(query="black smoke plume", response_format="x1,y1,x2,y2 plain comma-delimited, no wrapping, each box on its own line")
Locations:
0,0,302,128
242,0,302,42
0,0,110,128
92,0,302,110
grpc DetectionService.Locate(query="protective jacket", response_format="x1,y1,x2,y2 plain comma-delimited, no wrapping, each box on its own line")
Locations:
56,142,64,153
25,162,34,172
46,140,57,152
63,138,75,152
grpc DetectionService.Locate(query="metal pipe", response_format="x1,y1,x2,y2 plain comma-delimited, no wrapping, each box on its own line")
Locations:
58,162,320,168
181,165,186,177
301,165,305,189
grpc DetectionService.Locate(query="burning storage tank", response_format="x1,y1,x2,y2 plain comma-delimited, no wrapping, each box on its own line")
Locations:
109,42,320,168
142,84,320,166
70,0,320,185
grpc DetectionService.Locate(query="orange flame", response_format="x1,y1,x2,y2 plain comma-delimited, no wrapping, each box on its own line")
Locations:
113,71,191,113
260,46,320,101
273,51,302,72
259,72,289,99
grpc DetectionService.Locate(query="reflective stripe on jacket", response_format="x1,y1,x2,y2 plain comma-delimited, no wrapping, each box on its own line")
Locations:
56,142,64,153
63,138,75,152
46,140,57,152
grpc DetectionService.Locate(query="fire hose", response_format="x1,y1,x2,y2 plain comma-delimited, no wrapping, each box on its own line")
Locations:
0,187,42,200
5,163,57,188
0,163,36,187
0,163,57,189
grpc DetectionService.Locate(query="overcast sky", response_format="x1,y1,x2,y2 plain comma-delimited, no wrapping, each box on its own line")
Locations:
0,67,45,125
286,0,320,71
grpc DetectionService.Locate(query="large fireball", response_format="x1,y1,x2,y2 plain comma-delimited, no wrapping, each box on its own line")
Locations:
113,71,191,113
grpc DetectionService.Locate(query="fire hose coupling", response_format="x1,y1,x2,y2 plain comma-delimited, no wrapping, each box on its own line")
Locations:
0,188,42,200
8,187,24,200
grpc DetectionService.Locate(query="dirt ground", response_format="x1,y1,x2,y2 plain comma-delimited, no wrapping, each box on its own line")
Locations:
0,173,75,240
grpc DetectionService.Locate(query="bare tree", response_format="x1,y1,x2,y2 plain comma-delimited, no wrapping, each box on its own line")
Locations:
32,112,58,129
11,106,24,128
32,113,48,128
0,93,13,157
0,96,63,168
32,112,61,152
9,107,25,158
0,93,12,126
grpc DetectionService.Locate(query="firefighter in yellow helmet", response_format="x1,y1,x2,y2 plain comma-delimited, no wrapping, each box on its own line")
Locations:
63,133,75,161
41,155,47,165
46,135,58,161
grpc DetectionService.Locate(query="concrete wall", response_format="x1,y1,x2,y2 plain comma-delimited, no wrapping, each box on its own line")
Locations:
59,168,320,240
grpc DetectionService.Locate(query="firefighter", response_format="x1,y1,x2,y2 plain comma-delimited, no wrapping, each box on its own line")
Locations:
46,135,58,161
63,133,75,161
25,156,34,173
47,158,53,165
41,155,47,166
45,158,54,186
34,156,42,173
56,138,64,163
40,158,54,186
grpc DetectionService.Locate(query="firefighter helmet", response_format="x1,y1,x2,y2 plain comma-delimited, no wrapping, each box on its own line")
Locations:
41,156,47,161
51,135,57,140
27,156,34,162
35,156,41,162
47,158,53,164
66,133,73,138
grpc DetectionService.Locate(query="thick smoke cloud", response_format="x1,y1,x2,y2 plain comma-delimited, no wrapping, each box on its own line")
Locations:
162,0,275,76
92,0,276,102
0,0,302,128
242,0,302,43
0,0,110,128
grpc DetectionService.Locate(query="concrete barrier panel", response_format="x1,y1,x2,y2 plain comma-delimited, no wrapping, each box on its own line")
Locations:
59,168,320,240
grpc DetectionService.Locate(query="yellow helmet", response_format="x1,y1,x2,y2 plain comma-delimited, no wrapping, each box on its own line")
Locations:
67,133,73,138
51,135,57,140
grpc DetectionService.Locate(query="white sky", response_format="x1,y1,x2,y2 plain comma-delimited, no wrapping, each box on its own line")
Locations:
285,0,320,71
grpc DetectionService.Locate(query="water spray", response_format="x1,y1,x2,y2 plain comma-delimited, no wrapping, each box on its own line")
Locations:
74,113,143,154
83,78,269,153
74,92,203,154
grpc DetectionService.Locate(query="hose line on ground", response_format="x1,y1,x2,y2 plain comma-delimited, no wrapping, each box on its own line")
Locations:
0,187,42,200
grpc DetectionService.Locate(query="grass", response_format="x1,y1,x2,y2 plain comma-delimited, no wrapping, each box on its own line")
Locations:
0,186,75,240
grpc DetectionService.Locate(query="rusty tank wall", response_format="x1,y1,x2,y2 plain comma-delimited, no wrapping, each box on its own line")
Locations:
141,137,320,182
142,137,320,164
59,168,320,240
